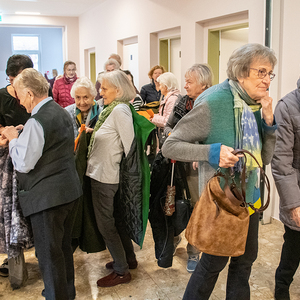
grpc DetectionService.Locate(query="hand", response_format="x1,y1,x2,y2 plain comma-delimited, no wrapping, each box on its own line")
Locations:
256,91,274,126
291,207,300,227
192,161,198,170
85,127,94,134
1,126,19,142
219,145,241,168
0,135,8,147
15,124,24,131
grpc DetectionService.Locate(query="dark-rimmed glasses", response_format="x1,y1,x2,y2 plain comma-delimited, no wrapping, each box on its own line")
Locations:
250,68,275,81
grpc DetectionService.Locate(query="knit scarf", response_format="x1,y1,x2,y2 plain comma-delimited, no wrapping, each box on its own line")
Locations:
229,80,262,174
63,74,77,84
87,100,129,157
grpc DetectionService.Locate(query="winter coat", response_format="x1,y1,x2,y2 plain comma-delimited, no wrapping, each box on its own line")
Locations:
52,76,76,108
118,105,155,246
151,89,180,128
140,80,161,104
272,78,300,231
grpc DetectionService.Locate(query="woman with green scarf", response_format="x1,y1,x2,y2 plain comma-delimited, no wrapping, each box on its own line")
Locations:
86,70,137,288
162,43,277,300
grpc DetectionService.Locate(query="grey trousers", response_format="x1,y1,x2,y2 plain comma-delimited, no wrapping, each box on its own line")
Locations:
91,179,136,275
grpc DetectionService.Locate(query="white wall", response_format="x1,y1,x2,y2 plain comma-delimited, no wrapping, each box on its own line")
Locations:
79,0,265,91
0,14,80,74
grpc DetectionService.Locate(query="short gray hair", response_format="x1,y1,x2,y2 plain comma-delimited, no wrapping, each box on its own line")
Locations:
14,68,49,97
109,53,122,66
227,43,277,81
70,76,97,98
157,72,179,91
104,58,120,71
185,64,213,89
100,70,136,102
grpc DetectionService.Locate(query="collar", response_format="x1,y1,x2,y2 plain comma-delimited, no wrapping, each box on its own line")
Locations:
31,97,53,116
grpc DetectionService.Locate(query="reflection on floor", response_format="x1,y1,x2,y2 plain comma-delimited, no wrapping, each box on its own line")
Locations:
0,219,299,300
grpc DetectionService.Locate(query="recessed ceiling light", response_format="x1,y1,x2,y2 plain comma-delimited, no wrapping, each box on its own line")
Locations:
15,11,41,15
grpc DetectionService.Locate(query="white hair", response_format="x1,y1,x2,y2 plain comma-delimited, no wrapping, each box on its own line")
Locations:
104,58,120,71
156,72,178,91
70,76,97,98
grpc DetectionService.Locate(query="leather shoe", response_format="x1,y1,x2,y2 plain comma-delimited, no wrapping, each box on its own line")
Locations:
97,271,131,287
105,260,138,270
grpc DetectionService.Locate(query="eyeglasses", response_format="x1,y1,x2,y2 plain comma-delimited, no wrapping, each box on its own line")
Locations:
250,68,275,81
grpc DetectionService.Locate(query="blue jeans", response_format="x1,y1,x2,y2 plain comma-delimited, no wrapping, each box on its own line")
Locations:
183,212,259,300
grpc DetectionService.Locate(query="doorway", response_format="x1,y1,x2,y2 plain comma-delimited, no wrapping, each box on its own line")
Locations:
159,37,181,87
123,43,139,90
208,24,248,85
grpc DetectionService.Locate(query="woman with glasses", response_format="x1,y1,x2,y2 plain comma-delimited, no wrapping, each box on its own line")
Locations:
162,43,277,300
0,54,34,288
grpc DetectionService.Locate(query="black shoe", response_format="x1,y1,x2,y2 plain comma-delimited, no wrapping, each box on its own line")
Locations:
0,259,8,277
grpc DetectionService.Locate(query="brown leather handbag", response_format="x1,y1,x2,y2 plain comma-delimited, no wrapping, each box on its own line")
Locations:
185,149,270,257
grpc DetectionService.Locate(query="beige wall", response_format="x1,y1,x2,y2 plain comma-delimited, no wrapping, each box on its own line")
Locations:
1,14,80,74
79,0,265,90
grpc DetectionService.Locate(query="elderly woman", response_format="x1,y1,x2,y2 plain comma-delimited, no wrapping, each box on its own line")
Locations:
2,68,81,299
86,70,138,287
104,58,120,72
150,72,180,148
94,59,121,101
52,60,78,108
140,65,165,104
0,54,34,287
165,64,213,273
162,43,277,300
65,76,102,138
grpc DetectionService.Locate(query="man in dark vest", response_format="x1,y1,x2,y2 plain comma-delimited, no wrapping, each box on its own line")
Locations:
1,68,82,300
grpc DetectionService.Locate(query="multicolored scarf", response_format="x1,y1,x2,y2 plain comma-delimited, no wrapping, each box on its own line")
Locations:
229,80,263,173
87,100,129,157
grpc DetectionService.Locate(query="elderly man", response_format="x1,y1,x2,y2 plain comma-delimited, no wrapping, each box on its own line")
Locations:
165,64,213,273
1,68,82,300
272,78,300,300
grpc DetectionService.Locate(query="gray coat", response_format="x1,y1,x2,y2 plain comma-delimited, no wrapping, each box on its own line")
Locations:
272,79,300,231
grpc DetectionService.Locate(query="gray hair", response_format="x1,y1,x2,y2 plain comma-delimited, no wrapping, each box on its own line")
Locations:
104,58,120,71
109,53,122,66
227,43,277,81
14,68,49,97
70,76,97,98
100,70,136,102
157,72,179,91
185,64,213,89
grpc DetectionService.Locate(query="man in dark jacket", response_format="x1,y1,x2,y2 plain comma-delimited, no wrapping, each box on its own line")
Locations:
2,68,82,300
272,78,300,300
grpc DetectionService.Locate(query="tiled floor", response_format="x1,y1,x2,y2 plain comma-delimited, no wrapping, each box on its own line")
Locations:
0,219,299,299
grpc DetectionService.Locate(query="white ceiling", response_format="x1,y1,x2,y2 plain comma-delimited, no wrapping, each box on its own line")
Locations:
0,0,106,17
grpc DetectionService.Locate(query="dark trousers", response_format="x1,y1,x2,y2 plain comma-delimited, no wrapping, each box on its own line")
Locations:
275,225,300,300
30,201,75,300
91,179,136,275
183,212,260,300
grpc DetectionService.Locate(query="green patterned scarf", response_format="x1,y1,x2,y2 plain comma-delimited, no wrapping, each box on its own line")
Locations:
87,100,129,157
229,80,262,173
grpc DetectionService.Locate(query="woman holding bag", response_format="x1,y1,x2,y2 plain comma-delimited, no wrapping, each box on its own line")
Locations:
162,43,277,300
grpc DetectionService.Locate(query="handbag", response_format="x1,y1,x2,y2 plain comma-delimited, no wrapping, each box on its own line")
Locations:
185,149,270,257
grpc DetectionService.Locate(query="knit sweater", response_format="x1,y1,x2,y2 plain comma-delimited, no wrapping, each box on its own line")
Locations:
86,104,134,184
162,79,277,204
